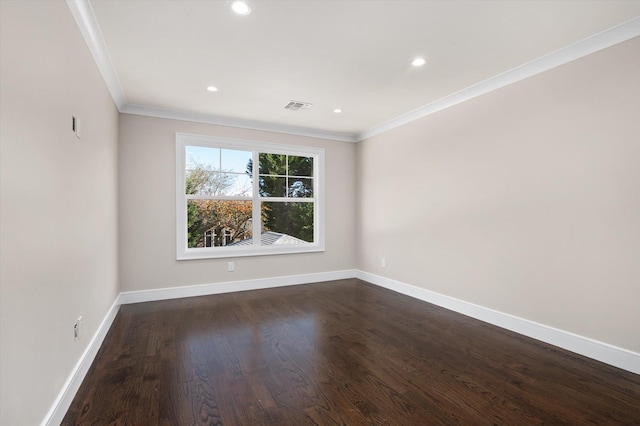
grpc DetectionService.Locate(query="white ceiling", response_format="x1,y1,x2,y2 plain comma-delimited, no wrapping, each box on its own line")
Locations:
75,1,640,141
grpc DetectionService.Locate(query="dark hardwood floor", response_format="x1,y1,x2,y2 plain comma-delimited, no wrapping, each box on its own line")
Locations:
63,279,640,425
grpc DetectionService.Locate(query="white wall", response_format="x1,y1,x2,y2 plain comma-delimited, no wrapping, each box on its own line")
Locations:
0,1,119,425
1,1,637,422
118,114,356,292
357,37,640,353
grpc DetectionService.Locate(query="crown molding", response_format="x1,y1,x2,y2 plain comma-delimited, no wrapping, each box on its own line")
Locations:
120,104,357,142
66,0,126,109
67,0,638,144
356,17,640,142
66,0,357,142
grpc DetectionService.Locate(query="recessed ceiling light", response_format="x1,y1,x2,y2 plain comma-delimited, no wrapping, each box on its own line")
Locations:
333,108,343,114
206,86,218,92
231,1,251,15
411,57,426,67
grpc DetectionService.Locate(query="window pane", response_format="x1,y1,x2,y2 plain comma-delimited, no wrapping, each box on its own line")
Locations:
288,178,313,198
224,173,252,196
186,171,252,196
186,146,219,169
178,134,324,259
259,153,286,175
187,200,253,248
186,170,221,196
221,149,252,173
261,201,314,244
258,176,286,197
288,155,313,177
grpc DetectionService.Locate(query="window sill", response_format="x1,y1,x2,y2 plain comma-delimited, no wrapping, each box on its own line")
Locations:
177,245,325,260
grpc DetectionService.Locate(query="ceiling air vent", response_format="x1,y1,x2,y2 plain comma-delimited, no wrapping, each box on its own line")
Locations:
284,100,313,111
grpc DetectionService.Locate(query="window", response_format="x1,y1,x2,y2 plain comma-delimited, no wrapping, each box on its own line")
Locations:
176,133,324,259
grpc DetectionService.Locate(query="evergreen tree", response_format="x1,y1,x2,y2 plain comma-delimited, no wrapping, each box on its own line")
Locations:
246,154,314,242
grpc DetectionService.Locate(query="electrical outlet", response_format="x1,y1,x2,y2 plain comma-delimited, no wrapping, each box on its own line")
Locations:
228,261,235,272
381,258,386,268
74,316,82,341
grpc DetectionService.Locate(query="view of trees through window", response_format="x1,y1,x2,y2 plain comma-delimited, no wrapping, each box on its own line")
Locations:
185,146,314,249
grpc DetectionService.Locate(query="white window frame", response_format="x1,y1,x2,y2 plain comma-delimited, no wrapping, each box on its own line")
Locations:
176,133,325,260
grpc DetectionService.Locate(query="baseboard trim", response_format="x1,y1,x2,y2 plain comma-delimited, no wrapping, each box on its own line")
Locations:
41,268,637,426
118,269,357,305
42,300,121,426
356,270,640,375
41,269,356,424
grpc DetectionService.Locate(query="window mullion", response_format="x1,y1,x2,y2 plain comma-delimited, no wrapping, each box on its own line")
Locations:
285,155,289,199
260,197,314,203
252,150,261,248
177,133,324,259
185,195,251,201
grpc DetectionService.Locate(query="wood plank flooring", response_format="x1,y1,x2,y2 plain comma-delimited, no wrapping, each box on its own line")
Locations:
63,279,640,425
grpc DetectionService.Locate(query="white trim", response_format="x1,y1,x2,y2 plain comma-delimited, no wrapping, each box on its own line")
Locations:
67,0,639,144
38,268,637,424
40,270,355,424
357,270,640,375
65,0,355,142
356,17,640,141
121,104,357,143
118,270,357,304
42,300,121,426
66,0,126,109
178,245,326,261
176,133,325,260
